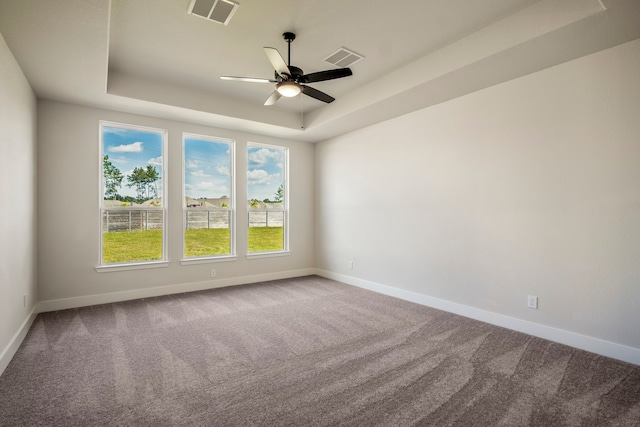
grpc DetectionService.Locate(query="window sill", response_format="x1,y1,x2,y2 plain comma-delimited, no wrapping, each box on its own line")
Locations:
95,261,170,273
246,251,290,260
180,256,237,266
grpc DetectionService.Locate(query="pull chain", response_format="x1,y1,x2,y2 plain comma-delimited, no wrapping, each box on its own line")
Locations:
300,93,304,129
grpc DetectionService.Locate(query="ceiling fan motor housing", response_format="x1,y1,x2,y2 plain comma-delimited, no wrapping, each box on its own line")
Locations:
287,66,304,79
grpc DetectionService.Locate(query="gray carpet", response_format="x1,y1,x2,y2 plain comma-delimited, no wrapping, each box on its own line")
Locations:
1,275,639,426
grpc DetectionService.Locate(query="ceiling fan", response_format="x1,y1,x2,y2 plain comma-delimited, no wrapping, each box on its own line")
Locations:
220,32,353,106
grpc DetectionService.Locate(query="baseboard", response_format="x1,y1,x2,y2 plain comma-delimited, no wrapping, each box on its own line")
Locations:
316,269,640,366
38,268,316,313
0,305,38,376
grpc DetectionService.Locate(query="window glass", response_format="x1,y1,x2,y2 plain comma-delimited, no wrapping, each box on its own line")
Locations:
183,134,234,258
247,143,287,253
100,122,166,264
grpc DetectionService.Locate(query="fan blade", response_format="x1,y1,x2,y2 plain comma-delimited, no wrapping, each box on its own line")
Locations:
264,47,291,78
299,68,352,83
264,90,282,106
302,85,335,103
220,76,276,83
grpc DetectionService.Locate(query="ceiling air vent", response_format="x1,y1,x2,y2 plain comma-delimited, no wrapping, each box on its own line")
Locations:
324,47,364,68
188,0,239,26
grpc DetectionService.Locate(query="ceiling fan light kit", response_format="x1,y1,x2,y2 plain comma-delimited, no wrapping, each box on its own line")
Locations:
276,80,301,97
220,32,353,106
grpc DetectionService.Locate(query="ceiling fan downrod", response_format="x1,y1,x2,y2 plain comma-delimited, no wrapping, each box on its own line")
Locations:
283,32,295,66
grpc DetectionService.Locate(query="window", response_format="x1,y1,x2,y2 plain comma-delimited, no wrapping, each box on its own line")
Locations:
247,143,288,254
99,122,167,266
183,133,235,260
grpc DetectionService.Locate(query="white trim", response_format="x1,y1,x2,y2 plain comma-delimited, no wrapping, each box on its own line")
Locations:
0,305,38,376
38,268,315,313
182,133,236,260
99,121,169,267
247,142,289,253
316,269,640,366
180,256,237,265
95,260,170,273
246,251,291,260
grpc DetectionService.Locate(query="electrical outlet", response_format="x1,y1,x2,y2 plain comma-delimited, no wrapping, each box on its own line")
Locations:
210,269,216,278
527,295,538,309
348,261,353,269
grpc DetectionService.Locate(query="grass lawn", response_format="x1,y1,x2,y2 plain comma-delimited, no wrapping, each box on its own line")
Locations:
102,229,163,263
248,226,284,253
103,227,283,263
185,228,230,257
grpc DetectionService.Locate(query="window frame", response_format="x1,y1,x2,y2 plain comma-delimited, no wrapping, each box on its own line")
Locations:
246,142,289,258
181,132,236,265
96,121,169,272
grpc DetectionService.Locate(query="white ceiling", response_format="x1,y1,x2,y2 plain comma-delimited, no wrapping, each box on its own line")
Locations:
1,0,639,142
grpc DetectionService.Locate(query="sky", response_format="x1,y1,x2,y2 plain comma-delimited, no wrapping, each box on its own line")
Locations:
184,136,231,200
102,125,163,199
247,145,284,202
102,125,285,203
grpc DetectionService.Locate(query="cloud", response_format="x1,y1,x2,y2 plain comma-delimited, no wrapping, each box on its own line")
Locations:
192,182,215,190
247,169,269,184
191,170,210,178
216,166,230,176
109,141,143,153
249,148,280,166
186,181,229,193
185,160,199,169
248,169,280,185
102,127,128,136
148,156,163,166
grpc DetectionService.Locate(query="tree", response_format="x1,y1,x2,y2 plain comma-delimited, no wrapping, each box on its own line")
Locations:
103,155,123,200
274,184,284,202
127,165,161,202
250,199,259,208
144,165,160,199
127,167,147,201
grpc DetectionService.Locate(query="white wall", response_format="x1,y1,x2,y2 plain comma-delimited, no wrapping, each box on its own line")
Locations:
37,101,314,308
0,34,38,372
315,39,640,358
